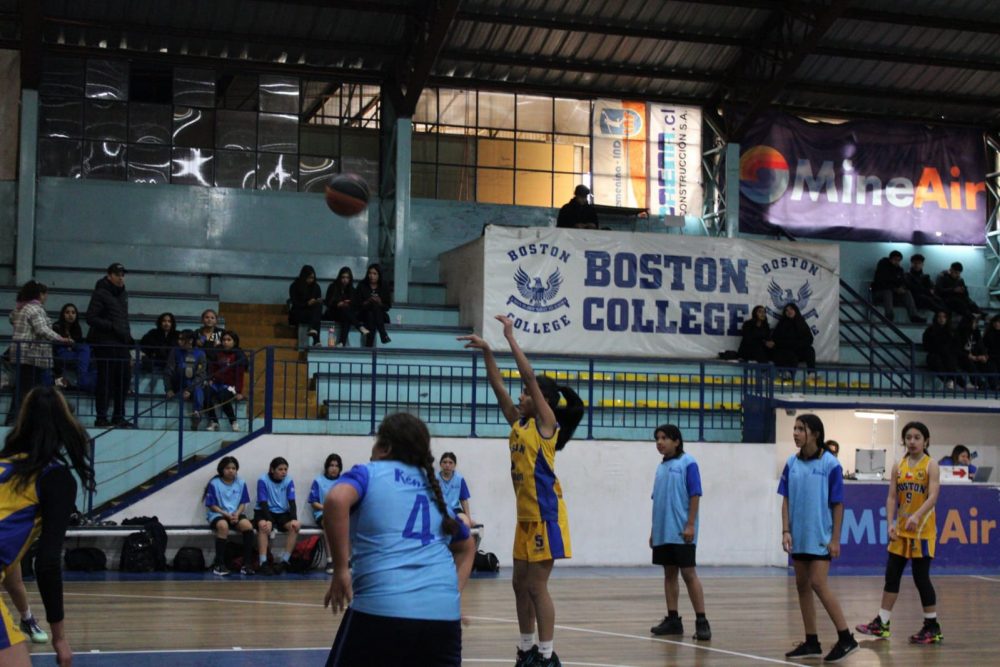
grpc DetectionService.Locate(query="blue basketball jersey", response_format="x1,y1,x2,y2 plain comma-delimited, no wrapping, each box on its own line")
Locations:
204,477,250,522
436,471,470,510
777,451,844,556
336,462,470,621
309,473,340,520
257,474,295,514
651,453,703,546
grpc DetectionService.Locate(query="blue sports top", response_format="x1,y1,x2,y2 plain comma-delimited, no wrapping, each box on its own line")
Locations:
651,453,703,546
204,476,250,522
336,462,470,621
308,473,340,517
257,473,295,514
777,451,844,556
436,470,471,510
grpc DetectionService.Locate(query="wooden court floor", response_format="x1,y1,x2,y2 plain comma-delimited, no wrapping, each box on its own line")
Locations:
24,569,1000,666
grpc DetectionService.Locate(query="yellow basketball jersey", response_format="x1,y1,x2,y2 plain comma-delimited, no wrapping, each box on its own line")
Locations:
0,456,46,577
895,453,935,540
509,418,565,522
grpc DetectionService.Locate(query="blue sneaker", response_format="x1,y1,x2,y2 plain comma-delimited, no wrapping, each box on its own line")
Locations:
20,616,48,644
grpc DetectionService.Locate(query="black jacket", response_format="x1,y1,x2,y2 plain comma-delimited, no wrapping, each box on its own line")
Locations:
324,280,355,316
356,280,392,315
140,328,179,362
771,315,813,351
872,258,904,292
85,277,131,345
556,198,598,228
904,269,935,299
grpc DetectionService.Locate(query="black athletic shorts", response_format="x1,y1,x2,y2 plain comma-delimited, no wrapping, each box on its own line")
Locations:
256,512,295,531
791,552,831,562
652,543,697,568
326,608,461,667
208,514,249,529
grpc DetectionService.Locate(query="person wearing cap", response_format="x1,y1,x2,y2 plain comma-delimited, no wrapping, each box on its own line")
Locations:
85,263,133,428
556,184,599,229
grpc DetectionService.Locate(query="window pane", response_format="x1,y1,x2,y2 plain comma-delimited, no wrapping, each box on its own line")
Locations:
174,68,216,108
555,98,590,135
439,133,475,165
82,141,126,180
40,97,83,139
173,107,215,148
516,171,552,207
299,155,338,193
218,74,258,111
439,165,473,201
438,89,474,126
257,153,298,191
129,64,172,104
477,167,513,204
40,57,84,98
477,138,513,168
84,100,127,142
216,150,257,189
413,133,436,162
129,103,171,144
258,112,298,153
260,75,299,114
515,140,552,170
478,91,514,129
171,147,214,186
414,90,437,124
216,109,257,150
517,95,553,133
553,173,577,205
86,59,128,101
411,162,436,198
38,138,82,178
341,128,378,161
128,145,171,184
300,124,339,157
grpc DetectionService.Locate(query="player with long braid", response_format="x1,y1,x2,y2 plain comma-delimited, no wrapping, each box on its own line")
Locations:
323,413,476,667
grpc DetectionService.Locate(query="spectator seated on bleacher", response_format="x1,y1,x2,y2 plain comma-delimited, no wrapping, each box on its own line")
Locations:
935,262,982,320
323,266,365,347
139,312,178,394
356,263,392,347
872,250,924,324
288,265,323,346
923,311,963,389
164,329,208,430
52,302,97,392
983,315,1000,390
765,302,816,379
904,254,948,314
955,313,989,390
737,305,771,363
206,330,246,432
939,444,978,479
195,309,224,354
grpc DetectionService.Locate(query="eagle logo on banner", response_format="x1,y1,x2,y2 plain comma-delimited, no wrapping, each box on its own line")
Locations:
508,267,570,314
767,278,812,313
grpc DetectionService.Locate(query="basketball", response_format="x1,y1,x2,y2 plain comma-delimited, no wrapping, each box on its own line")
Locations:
324,173,370,217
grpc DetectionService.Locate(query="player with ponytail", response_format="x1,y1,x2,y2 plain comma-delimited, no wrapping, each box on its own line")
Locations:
460,314,581,667
322,413,474,667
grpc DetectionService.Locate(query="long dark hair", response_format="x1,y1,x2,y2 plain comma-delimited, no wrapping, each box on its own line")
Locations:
795,413,826,459
1,387,95,493
203,455,240,499
782,302,803,320
374,413,460,537
324,453,343,478
297,264,316,282
54,303,83,341
156,312,177,333
946,443,968,462
365,263,382,286
16,280,47,303
535,375,584,451
654,424,684,456
901,421,931,453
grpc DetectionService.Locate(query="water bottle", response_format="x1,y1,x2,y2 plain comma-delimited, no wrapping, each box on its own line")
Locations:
327,327,335,347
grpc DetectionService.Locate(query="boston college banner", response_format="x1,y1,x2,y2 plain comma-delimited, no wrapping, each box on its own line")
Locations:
467,226,840,361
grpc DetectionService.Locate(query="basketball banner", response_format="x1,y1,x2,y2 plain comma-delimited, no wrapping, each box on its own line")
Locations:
739,113,986,245
462,226,840,361
592,99,646,209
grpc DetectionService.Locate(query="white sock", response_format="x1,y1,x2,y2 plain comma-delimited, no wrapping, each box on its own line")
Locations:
538,640,554,658
878,608,891,624
518,634,535,651
20,607,32,622
924,612,937,620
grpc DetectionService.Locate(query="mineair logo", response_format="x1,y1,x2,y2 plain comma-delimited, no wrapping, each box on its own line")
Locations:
599,108,643,137
740,146,790,204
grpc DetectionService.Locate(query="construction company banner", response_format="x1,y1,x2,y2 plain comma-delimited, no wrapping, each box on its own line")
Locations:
834,482,1000,570
739,113,987,245
592,99,647,209
481,226,840,361
648,104,703,219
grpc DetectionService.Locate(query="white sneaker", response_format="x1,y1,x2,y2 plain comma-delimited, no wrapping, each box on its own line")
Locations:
359,326,370,336
206,422,219,431
231,421,242,432
945,380,955,389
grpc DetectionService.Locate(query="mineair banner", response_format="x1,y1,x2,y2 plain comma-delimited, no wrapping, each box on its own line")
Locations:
648,104,703,219
739,113,987,245
480,226,839,361
592,99,646,208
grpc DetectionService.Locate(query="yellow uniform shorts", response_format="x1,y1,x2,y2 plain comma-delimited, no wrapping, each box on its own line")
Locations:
513,518,572,562
0,597,26,650
888,534,936,559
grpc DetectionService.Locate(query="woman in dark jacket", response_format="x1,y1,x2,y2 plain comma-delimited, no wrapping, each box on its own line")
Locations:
323,267,363,347
289,264,323,345
52,303,96,393
923,310,962,388
955,313,988,389
738,305,771,363
766,302,816,376
355,263,392,347
139,313,179,392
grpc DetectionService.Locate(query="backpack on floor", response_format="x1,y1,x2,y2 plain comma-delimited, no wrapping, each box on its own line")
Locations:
121,515,168,571
173,547,206,572
64,546,107,572
473,550,500,573
120,532,156,572
285,535,324,573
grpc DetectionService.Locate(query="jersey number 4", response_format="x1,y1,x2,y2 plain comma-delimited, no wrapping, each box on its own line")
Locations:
403,494,435,546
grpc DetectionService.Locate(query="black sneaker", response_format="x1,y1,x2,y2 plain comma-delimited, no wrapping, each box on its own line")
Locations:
257,561,276,576
515,645,539,667
824,635,858,662
651,615,683,635
910,621,942,644
694,617,712,640
380,332,391,344
95,418,112,428
273,560,287,575
785,641,822,659
114,419,135,429
536,652,561,667
239,565,255,576
856,616,890,638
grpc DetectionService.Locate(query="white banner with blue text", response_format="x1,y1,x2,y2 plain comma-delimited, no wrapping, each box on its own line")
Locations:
481,226,840,361
648,104,703,220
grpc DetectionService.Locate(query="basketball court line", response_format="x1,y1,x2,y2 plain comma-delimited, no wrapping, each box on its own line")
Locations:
62,591,799,666
969,575,1000,582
